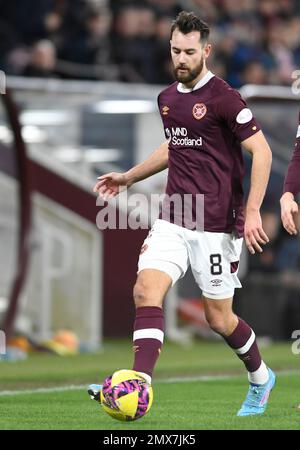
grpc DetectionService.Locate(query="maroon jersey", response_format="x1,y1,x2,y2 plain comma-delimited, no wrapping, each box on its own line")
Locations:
158,71,261,237
283,112,300,196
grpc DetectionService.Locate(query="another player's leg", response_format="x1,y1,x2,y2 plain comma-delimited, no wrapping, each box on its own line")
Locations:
203,297,276,416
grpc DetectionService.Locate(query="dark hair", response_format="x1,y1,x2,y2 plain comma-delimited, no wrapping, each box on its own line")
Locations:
170,11,210,43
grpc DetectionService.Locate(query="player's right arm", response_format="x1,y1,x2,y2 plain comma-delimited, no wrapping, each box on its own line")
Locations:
280,113,300,235
93,141,169,198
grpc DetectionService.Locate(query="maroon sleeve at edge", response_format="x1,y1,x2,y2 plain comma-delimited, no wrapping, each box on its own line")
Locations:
283,112,300,196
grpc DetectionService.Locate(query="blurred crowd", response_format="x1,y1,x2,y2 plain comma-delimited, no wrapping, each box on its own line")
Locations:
0,0,300,87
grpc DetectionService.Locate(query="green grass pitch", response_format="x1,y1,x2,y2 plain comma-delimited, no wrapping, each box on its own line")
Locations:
0,340,299,430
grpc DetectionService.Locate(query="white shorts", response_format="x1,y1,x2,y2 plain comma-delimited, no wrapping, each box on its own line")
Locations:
138,219,243,300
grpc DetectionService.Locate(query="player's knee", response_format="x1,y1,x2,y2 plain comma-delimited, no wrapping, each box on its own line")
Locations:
133,280,155,308
206,314,229,335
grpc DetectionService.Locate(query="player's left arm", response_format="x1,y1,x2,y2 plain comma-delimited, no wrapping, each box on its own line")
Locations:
242,131,272,254
217,88,272,254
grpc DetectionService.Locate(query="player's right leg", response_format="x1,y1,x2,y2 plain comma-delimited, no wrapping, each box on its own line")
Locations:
131,268,172,384
131,219,189,384
88,219,189,400
88,268,171,401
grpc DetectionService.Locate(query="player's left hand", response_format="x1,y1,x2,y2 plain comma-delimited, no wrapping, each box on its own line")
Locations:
244,210,269,255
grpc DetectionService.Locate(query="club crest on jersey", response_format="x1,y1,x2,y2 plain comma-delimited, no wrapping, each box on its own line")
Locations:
162,105,169,116
192,103,207,120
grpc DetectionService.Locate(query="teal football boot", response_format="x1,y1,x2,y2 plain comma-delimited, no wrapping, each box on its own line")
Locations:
237,368,276,416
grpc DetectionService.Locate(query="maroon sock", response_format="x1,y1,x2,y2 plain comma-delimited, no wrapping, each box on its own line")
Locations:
223,317,262,372
132,306,164,377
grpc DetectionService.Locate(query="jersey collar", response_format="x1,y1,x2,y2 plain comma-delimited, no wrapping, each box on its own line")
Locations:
177,71,215,93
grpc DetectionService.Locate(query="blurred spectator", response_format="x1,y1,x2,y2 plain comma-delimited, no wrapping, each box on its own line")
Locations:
186,0,220,24
146,0,182,16
0,0,299,86
0,0,60,44
154,14,174,84
57,6,119,80
263,20,297,85
241,61,269,85
112,5,157,83
0,20,18,69
22,40,57,78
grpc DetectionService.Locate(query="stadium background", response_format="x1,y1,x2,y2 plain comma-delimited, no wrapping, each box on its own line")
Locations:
0,0,300,431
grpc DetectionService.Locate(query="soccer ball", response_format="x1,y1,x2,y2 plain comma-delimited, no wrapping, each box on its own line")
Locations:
100,369,153,421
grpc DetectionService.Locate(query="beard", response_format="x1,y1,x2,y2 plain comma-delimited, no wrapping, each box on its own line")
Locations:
173,57,204,84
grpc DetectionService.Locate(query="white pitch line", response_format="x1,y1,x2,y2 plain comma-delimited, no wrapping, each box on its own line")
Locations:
159,374,232,383
0,385,87,397
160,368,300,384
0,369,299,397
0,375,235,397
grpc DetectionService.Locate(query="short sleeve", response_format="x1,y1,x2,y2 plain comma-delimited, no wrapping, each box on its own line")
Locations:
217,89,261,143
283,112,300,195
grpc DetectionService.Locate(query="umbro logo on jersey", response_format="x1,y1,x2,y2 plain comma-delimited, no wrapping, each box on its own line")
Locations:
162,105,169,115
192,103,207,120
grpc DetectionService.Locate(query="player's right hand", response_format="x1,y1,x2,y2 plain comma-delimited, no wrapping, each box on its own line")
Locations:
280,192,298,235
93,172,129,199
244,209,269,254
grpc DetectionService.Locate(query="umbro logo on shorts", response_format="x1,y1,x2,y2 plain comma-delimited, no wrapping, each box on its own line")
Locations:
210,279,222,287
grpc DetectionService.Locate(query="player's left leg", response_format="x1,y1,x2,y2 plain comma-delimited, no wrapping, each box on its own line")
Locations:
189,230,275,416
203,296,276,416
